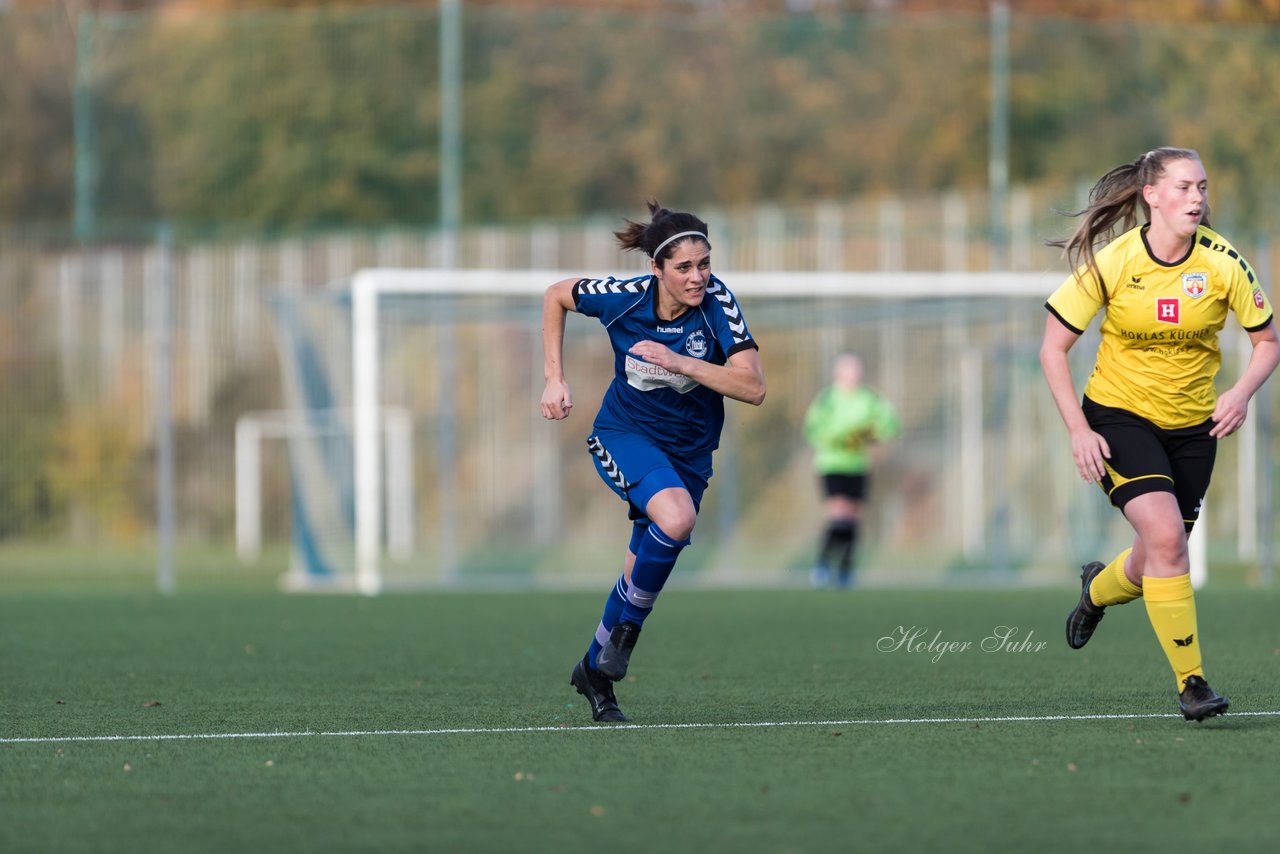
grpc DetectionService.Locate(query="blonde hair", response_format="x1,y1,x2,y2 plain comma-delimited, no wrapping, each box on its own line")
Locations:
1048,147,1210,302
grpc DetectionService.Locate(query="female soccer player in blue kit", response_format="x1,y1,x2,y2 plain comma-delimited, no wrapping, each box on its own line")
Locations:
540,201,765,722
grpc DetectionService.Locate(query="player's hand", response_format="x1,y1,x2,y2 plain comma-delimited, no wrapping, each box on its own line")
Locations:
541,378,573,421
1209,388,1249,438
1069,428,1110,483
628,340,687,374
842,429,873,451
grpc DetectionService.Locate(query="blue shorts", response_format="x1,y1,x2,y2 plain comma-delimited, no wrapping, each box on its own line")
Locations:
586,430,711,521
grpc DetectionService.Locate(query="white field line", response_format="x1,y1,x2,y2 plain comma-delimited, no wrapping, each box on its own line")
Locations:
4,711,1278,745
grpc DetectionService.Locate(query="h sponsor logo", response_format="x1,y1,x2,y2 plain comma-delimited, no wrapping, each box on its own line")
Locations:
1156,298,1180,324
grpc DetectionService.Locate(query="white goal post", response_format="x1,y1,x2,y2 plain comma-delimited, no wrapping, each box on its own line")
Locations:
341,267,1259,593
348,268,1073,594
235,407,414,585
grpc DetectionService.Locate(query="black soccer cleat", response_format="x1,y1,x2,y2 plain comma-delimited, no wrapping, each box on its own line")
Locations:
1179,675,1229,722
570,655,628,722
1065,561,1108,650
596,621,641,681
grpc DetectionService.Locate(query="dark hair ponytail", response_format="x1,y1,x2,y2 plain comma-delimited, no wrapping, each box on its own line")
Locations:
615,199,710,267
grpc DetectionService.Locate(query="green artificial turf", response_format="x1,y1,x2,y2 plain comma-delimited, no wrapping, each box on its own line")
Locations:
3,584,1279,853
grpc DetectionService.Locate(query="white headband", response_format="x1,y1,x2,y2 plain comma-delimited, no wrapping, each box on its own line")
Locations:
650,230,708,259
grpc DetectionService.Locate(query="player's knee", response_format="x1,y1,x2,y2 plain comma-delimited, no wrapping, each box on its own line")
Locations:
1145,531,1188,569
645,488,697,540
652,504,696,541
661,510,696,542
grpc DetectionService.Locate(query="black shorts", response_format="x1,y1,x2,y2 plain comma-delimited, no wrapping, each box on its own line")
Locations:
1082,396,1216,532
821,473,868,501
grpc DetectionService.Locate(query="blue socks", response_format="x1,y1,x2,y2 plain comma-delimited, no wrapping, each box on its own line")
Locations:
587,573,630,668
586,522,690,669
620,522,689,626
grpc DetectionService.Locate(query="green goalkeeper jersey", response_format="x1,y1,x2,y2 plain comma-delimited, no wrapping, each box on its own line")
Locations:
803,385,900,475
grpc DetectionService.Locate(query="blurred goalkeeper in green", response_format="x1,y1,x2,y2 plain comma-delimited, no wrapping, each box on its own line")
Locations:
803,353,900,588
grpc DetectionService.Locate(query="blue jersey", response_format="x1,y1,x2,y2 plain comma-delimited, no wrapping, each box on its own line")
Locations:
573,273,758,458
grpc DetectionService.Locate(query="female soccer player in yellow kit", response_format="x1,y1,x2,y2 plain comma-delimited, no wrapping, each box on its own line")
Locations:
1040,147,1278,721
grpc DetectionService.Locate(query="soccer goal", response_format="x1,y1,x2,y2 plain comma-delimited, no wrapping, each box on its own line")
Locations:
266,268,1257,593
234,407,414,592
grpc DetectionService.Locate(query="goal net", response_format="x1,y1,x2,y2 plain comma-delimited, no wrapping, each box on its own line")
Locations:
265,268,1230,593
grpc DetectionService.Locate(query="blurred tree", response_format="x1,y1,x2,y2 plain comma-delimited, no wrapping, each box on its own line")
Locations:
0,9,76,225
6,0,1280,234
98,6,438,230
0,283,65,538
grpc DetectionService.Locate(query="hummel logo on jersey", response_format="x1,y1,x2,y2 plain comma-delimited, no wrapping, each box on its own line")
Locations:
576,277,646,295
706,281,750,345
587,436,631,491
656,325,684,334
1173,634,1195,647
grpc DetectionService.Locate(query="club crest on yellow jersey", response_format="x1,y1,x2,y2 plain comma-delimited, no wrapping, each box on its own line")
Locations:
1182,271,1207,298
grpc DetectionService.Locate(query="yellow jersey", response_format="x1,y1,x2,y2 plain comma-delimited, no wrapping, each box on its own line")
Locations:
1046,224,1274,429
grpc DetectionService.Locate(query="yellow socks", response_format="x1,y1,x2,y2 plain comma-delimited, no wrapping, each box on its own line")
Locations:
1080,551,1206,692
1142,573,1203,689
1089,548,1143,606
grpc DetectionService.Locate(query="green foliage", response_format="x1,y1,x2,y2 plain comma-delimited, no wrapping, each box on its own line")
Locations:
0,10,76,225
48,415,145,540
0,413,62,539
0,299,64,539
97,8,440,231
7,5,1280,234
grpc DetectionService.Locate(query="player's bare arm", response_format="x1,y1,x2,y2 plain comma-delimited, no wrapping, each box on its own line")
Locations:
627,341,765,406
540,278,579,420
1040,314,1110,482
1210,321,1280,438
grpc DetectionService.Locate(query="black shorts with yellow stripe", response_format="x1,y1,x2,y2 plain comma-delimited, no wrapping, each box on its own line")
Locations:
1082,396,1216,533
